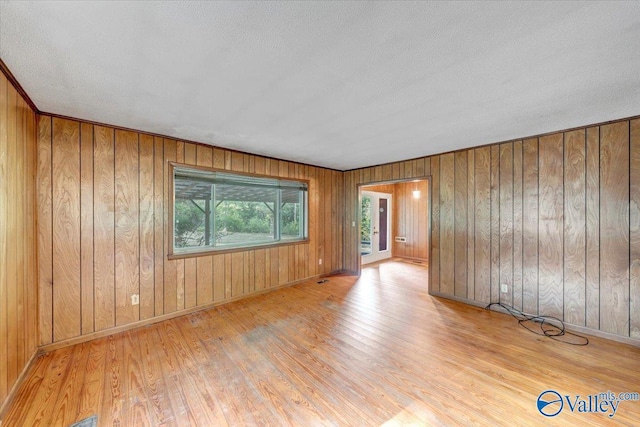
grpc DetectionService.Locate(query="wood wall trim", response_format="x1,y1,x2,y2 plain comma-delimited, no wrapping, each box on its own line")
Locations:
0,350,39,422
0,58,38,113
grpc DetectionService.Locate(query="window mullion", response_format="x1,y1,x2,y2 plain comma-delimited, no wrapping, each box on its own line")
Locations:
275,189,281,241
211,184,216,247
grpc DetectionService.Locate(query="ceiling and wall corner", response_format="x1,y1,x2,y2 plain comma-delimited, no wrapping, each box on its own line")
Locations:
1,1,639,170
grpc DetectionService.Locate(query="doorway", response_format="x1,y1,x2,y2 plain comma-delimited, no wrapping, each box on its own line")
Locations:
361,190,392,265
357,178,430,273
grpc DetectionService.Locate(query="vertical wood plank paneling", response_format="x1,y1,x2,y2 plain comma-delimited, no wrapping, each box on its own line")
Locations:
512,141,523,311
417,180,428,260
538,134,564,319
213,254,225,302
138,134,155,320
563,130,586,326
196,145,214,306
254,249,266,291
309,167,318,276
52,118,81,341
0,74,38,410
224,253,232,297
175,143,185,310
15,95,25,379
254,156,265,175
114,130,139,326
5,86,18,386
490,145,500,302
404,160,414,179
14,95,25,378
25,100,38,362
414,159,425,178
324,169,333,274
231,252,244,296
246,251,256,293
467,150,475,300
37,115,53,345
499,143,513,306
153,137,164,316
336,170,345,272
163,139,177,313
585,128,600,330
474,147,491,303
522,139,539,315
269,247,279,288
362,168,370,186
599,122,630,336
439,154,454,295
630,119,640,339
1,81,16,397
338,118,638,341
93,126,115,331
454,152,467,298
80,123,95,334
213,148,225,170
342,170,351,271
32,115,344,348
183,143,197,309
382,163,393,181
32,108,640,349
396,183,406,258
232,152,244,172
0,74,8,399
430,156,440,293
278,246,289,285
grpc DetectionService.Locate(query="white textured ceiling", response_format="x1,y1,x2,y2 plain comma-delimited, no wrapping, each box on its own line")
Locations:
1,1,640,170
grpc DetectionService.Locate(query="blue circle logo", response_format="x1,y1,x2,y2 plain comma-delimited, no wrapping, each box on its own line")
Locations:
537,390,563,417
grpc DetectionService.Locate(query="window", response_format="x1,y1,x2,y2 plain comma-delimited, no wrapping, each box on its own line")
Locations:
172,165,308,255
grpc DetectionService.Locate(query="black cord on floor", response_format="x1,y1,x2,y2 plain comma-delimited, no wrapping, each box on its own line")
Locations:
485,302,589,346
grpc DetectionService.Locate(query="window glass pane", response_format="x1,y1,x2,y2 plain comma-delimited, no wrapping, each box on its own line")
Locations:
214,185,277,247
173,167,307,253
360,195,372,255
281,188,303,240
174,177,213,250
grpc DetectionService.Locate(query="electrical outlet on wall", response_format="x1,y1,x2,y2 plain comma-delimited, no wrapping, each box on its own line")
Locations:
319,258,323,265
500,284,508,293
131,294,140,305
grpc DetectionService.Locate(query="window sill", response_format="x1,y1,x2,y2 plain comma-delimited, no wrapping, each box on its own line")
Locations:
167,238,310,260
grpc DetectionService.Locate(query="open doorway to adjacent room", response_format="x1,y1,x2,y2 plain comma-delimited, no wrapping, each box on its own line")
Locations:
359,178,430,271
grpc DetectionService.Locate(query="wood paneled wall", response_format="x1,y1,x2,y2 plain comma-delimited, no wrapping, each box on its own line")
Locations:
363,181,429,260
0,72,38,414
345,118,640,340
37,115,344,345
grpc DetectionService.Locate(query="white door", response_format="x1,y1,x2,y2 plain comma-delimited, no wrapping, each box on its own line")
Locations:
361,190,392,265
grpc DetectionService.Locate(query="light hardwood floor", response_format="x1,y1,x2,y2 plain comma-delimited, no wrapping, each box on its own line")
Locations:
3,260,640,426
